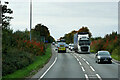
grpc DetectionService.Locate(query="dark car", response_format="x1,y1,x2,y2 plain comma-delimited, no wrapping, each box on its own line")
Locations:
95,51,112,64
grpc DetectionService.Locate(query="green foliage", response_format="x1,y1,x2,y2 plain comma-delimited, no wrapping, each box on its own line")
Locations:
111,46,120,61
2,48,34,76
78,26,92,38
2,1,13,29
31,24,55,43
91,31,120,61
3,44,52,78
63,26,92,44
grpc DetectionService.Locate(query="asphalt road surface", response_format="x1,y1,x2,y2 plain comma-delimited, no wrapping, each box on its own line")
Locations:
33,45,119,80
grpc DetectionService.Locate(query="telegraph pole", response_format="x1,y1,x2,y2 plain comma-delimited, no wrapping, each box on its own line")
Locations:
30,0,32,41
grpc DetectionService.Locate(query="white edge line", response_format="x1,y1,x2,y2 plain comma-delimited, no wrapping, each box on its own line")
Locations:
82,58,86,61
85,74,89,80
81,66,85,71
96,74,102,80
90,66,95,71
39,57,57,79
86,61,89,65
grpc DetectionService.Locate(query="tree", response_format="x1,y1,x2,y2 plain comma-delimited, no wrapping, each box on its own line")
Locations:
2,1,13,29
32,23,54,43
78,26,92,38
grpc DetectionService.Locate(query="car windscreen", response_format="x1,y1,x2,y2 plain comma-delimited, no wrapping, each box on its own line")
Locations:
58,43,65,47
98,52,110,56
79,40,90,45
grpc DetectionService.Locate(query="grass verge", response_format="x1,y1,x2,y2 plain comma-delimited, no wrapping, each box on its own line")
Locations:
111,54,120,61
3,44,52,79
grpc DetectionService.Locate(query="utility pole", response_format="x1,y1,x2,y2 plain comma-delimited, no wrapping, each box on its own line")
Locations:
30,0,32,41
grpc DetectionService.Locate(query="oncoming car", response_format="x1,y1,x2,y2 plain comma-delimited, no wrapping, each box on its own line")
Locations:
57,42,66,53
95,51,112,64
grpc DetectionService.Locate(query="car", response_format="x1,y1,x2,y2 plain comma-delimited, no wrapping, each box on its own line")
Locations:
65,44,69,48
57,42,66,53
52,42,55,45
69,44,74,51
95,51,112,64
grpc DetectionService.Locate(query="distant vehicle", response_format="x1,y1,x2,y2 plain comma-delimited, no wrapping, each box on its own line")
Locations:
65,44,69,48
69,44,74,51
52,42,55,45
57,42,66,53
74,32,90,53
95,51,112,64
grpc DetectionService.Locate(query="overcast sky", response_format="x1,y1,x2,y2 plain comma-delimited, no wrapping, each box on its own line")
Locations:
2,0,119,40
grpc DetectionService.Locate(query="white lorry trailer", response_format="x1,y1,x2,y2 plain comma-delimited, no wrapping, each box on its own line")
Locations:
74,32,90,53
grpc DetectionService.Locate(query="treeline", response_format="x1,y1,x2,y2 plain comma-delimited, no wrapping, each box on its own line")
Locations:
31,24,55,43
60,27,92,44
91,32,120,61
2,2,55,76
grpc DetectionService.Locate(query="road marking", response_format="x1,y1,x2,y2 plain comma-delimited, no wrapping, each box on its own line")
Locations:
96,74,102,80
90,66,95,71
74,56,77,59
85,74,89,80
81,66,85,71
79,56,81,58
79,61,82,65
86,61,89,65
77,58,79,61
82,58,86,61
39,57,57,79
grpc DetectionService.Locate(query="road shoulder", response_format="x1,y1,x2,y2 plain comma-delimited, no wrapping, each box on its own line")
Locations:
32,45,57,78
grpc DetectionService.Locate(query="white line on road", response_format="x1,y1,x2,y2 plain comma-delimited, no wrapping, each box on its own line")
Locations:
74,55,77,58
79,61,82,65
86,61,89,65
82,58,86,61
81,66,85,71
85,74,89,80
77,58,79,61
39,57,57,79
90,66,95,71
79,56,81,58
96,74,102,80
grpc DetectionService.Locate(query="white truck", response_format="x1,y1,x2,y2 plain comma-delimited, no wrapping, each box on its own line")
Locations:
74,32,90,53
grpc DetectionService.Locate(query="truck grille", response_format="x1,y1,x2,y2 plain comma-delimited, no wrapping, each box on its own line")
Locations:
81,46,88,51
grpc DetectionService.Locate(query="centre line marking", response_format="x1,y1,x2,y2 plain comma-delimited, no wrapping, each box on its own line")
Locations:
79,56,81,58
39,57,57,79
82,58,86,61
90,66,95,71
85,74,89,80
96,74,102,80
86,61,89,65
81,66,85,71
77,58,79,61
79,61,82,65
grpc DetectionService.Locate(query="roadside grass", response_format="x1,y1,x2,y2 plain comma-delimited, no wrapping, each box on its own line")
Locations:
111,54,120,61
3,44,52,79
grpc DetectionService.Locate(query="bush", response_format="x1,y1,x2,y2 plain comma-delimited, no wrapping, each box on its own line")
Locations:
2,48,35,76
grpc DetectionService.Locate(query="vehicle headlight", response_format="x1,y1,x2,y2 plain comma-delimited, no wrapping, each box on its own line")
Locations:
98,56,101,59
109,56,112,59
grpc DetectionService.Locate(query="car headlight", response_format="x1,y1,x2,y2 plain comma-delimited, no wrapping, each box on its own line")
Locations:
109,56,112,59
98,56,101,59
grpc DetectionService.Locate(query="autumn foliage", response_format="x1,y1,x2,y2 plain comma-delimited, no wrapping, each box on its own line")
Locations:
90,32,120,55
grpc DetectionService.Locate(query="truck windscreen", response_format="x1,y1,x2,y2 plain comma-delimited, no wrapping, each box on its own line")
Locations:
79,40,90,45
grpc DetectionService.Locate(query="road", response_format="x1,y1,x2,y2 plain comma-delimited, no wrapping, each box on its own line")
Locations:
33,45,119,80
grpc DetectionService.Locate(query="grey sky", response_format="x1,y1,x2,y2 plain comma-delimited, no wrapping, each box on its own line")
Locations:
2,0,118,40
